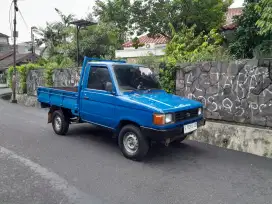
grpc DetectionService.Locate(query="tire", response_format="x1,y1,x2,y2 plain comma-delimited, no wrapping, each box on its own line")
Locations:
118,125,149,161
52,110,69,135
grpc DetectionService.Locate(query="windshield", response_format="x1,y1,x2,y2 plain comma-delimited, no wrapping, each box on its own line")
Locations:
113,65,160,92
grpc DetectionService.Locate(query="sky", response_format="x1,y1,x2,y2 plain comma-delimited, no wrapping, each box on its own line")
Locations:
0,0,244,43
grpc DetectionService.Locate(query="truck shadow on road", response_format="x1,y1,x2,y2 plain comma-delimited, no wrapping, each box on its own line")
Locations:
66,124,207,164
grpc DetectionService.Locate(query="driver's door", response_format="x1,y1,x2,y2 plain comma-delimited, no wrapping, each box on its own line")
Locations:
80,65,117,129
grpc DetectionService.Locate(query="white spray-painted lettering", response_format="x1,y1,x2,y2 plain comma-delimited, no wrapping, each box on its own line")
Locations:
179,61,272,127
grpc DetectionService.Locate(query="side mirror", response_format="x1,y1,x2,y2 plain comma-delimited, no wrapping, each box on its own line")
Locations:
105,82,113,93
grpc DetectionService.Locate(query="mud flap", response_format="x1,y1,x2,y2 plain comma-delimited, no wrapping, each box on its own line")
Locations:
48,112,52,123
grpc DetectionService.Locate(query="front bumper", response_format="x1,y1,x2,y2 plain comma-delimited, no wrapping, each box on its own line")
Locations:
141,119,206,142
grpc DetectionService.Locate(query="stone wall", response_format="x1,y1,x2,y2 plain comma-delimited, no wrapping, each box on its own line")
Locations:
25,67,80,96
26,69,45,96
176,60,272,128
16,73,22,94
53,68,80,88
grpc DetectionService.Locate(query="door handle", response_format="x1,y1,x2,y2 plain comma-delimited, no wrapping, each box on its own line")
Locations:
83,96,89,100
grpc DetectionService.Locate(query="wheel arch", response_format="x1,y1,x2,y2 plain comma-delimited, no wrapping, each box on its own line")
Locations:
116,119,141,135
48,106,72,123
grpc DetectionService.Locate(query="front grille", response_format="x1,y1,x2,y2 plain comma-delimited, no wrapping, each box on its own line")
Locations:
175,108,198,122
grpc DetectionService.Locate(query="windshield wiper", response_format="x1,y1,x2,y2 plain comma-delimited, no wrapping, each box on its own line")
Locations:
136,88,157,93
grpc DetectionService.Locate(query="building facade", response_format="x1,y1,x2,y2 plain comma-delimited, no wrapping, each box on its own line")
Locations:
115,34,168,63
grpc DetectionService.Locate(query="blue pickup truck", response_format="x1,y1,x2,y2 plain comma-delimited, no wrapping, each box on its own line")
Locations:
37,57,205,161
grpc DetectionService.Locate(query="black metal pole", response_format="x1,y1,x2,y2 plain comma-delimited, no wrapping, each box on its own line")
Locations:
76,26,80,67
31,28,33,54
11,0,18,103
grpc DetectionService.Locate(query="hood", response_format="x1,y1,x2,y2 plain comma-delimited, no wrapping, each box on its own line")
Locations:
124,90,202,113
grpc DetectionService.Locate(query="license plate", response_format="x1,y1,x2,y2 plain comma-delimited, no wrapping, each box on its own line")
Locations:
184,122,198,134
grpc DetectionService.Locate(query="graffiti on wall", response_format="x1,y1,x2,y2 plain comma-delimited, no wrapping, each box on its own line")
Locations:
53,68,81,87
26,69,45,96
26,67,80,96
176,60,272,127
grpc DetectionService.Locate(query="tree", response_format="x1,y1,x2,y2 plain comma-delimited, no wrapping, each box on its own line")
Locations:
165,23,230,64
68,23,120,62
135,54,161,71
229,0,270,59
55,8,74,27
34,9,75,58
130,0,232,38
160,23,230,93
93,0,131,44
94,0,131,30
256,0,272,36
34,22,63,57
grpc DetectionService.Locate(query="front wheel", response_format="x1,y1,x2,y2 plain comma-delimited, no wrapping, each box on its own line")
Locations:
52,110,69,135
118,125,149,161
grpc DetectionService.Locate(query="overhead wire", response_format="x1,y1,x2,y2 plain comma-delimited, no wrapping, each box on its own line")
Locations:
18,8,29,30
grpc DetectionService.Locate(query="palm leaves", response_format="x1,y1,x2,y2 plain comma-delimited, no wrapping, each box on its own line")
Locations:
33,9,75,57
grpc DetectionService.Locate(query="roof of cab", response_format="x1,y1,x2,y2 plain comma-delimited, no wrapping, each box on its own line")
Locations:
87,61,130,66
87,62,147,69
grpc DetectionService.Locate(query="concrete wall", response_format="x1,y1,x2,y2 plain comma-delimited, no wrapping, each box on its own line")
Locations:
189,121,272,158
176,60,272,128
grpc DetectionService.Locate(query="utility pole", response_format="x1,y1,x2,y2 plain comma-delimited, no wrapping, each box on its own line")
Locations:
11,0,18,103
31,26,37,55
76,26,80,67
31,27,34,54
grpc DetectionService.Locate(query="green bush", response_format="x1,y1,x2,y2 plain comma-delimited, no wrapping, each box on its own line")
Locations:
44,62,59,87
7,64,42,93
159,63,177,94
7,56,74,90
7,66,14,88
159,23,232,93
17,65,27,93
43,57,74,87
165,24,232,64
135,54,162,72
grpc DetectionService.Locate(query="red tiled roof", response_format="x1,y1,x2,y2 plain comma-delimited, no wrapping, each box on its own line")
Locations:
122,34,169,48
223,7,243,30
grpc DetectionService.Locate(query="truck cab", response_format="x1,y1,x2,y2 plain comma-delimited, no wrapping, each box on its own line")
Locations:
38,57,205,161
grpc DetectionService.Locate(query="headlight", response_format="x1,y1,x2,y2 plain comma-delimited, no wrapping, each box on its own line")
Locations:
165,114,173,124
198,107,203,115
153,113,173,125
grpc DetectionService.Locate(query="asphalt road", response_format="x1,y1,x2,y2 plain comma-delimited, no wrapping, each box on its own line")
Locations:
0,97,272,204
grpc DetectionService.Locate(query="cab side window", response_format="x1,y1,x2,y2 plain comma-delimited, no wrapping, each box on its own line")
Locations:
87,67,112,90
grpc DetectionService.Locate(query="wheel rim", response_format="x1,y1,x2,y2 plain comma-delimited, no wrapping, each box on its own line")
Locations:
123,132,139,155
54,116,62,132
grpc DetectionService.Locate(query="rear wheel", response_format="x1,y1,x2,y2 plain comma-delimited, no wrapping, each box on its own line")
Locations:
118,125,149,161
52,110,69,135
